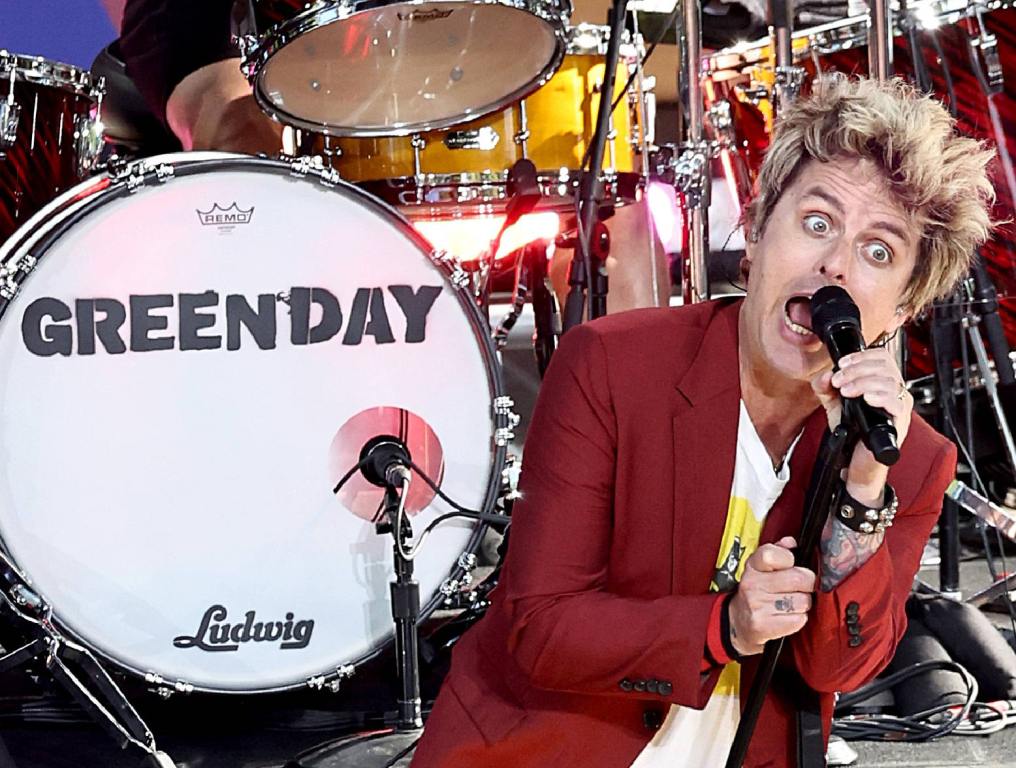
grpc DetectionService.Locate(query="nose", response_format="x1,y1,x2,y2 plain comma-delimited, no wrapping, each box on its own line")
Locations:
817,240,851,284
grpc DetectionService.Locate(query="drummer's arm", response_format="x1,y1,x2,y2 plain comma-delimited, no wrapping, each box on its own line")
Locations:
166,59,283,154
119,0,282,155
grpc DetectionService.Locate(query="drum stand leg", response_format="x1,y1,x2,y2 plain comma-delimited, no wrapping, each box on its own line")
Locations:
528,242,559,376
0,585,177,767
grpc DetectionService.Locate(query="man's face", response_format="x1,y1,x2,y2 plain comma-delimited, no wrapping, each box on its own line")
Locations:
740,156,918,385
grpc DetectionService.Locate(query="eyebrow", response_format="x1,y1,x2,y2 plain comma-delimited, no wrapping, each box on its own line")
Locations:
800,185,912,247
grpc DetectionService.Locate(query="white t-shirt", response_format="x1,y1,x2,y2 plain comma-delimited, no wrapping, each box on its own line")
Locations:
630,401,801,768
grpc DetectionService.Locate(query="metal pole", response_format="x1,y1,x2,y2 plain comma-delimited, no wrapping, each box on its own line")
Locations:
769,0,805,115
868,0,893,80
676,0,710,304
770,0,792,67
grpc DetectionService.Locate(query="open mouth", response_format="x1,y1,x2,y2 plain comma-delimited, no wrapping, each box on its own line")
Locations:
783,296,815,337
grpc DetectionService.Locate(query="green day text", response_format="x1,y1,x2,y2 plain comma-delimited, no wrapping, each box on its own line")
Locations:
20,285,443,356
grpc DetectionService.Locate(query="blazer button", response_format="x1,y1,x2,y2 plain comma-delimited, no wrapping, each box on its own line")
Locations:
643,708,664,731
658,681,674,696
619,678,634,692
846,602,860,617
647,679,659,694
634,680,648,693
848,636,862,648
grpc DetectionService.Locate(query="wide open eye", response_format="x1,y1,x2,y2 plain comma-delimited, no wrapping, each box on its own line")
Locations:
863,241,893,264
803,213,831,235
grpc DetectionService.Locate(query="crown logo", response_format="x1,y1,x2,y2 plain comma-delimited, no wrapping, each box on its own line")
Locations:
196,202,255,226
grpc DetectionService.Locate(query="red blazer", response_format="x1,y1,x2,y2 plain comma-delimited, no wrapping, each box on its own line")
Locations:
412,299,956,768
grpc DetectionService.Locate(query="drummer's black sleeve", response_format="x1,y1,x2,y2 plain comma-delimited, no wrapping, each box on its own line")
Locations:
119,0,239,126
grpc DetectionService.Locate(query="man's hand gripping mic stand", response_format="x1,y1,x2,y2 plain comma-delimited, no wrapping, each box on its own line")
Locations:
724,423,859,768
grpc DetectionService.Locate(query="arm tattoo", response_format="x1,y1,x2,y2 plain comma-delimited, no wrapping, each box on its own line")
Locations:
819,515,885,592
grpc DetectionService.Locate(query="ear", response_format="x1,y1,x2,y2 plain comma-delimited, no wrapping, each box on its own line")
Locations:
885,306,910,336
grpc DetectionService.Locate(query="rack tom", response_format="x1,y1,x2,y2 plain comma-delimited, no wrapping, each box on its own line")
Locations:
331,24,652,213
237,0,570,136
0,52,104,243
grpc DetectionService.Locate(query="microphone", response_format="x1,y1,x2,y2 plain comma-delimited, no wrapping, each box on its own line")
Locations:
810,286,900,466
504,158,541,227
359,435,412,488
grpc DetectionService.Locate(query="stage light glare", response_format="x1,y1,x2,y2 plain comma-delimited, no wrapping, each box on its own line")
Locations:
647,181,681,251
412,212,561,264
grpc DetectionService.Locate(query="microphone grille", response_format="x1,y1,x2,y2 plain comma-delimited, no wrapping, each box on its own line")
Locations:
809,286,861,342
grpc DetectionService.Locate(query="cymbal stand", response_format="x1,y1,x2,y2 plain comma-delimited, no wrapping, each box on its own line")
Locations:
768,0,805,114
868,0,893,79
0,552,176,767
674,0,711,305
562,0,628,331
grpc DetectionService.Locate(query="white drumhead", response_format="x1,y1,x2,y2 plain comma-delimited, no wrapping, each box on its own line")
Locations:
257,2,561,134
0,158,499,692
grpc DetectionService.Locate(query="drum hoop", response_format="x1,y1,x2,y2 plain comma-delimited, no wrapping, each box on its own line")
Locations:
0,152,510,695
357,170,643,209
0,50,104,102
240,0,570,136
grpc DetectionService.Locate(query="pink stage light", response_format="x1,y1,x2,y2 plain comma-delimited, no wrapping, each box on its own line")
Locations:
411,212,561,264
719,148,743,214
646,181,682,253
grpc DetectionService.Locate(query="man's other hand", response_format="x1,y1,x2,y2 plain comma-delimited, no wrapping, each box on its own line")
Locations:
727,536,817,657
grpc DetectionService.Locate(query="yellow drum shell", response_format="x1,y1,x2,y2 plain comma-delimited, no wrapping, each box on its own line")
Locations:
334,52,639,181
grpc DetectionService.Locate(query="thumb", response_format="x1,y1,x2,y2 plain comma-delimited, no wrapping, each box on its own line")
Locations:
811,370,841,430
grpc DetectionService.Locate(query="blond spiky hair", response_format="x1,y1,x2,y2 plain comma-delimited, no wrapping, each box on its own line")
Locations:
747,75,997,314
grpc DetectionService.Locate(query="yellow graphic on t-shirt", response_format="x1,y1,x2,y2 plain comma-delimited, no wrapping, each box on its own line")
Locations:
710,496,765,696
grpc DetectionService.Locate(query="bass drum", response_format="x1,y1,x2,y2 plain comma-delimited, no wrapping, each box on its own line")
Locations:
0,153,510,694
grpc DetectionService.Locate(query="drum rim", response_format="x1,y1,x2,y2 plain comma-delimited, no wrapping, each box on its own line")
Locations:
352,169,644,210
0,49,104,101
0,152,511,695
240,0,570,137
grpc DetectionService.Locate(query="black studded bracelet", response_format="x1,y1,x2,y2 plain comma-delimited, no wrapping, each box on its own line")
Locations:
835,483,898,535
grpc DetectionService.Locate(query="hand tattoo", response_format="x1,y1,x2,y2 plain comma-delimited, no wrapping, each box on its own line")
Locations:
775,596,794,613
820,515,885,591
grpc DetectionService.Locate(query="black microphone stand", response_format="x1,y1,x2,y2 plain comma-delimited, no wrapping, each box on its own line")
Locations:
378,484,424,732
289,474,425,767
561,0,627,332
724,423,859,768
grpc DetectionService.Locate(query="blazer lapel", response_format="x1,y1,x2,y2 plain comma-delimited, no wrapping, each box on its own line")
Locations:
672,301,742,595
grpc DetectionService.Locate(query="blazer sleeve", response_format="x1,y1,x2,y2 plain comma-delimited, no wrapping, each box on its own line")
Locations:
790,437,957,693
502,323,724,708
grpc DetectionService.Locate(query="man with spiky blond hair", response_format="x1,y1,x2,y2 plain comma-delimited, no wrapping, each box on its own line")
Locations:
412,76,996,767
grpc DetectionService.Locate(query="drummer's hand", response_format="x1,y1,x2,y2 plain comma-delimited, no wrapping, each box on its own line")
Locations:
727,536,816,657
810,348,913,505
167,59,283,155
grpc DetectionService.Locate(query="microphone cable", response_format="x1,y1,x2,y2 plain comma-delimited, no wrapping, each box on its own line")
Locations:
833,660,978,742
331,457,511,562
